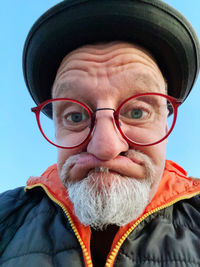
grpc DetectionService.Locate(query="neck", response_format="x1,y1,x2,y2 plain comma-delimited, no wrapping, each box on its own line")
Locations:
90,225,119,267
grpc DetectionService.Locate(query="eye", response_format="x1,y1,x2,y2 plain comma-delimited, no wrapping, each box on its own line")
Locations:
130,109,148,119
64,111,87,123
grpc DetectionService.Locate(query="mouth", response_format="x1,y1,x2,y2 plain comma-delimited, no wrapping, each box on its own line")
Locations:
65,153,145,182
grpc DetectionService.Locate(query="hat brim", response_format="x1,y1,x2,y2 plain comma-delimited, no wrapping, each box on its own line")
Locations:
23,0,200,105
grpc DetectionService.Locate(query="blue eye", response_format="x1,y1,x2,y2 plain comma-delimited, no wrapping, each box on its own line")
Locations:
130,109,144,119
70,113,84,122
67,112,87,123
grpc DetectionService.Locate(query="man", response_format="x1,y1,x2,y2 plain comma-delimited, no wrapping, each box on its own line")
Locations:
1,0,200,266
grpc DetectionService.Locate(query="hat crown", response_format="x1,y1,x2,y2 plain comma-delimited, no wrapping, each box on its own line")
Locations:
23,0,200,106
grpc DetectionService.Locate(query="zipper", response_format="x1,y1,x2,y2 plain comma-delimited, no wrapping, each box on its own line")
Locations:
25,184,93,267
105,191,200,267
25,184,200,267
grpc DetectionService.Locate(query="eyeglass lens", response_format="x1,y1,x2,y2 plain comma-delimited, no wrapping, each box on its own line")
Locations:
39,95,174,148
118,95,173,145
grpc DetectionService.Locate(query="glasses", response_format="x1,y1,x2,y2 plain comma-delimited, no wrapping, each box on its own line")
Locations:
31,93,182,149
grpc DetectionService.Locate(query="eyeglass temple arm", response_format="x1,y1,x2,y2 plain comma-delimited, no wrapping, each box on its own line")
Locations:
31,107,38,113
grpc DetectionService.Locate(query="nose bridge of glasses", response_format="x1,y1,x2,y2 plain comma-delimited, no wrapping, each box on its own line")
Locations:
93,107,116,113
93,107,117,126
92,107,119,132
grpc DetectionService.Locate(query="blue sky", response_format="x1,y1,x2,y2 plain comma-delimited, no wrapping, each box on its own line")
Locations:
1,1,200,193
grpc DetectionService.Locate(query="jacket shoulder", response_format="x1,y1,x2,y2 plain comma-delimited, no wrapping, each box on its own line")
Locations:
0,187,83,266
173,194,200,227
0,187,44,255
0,187,29,220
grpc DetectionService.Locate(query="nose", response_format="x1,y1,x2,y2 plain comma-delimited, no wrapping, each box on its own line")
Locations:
86,110,129,160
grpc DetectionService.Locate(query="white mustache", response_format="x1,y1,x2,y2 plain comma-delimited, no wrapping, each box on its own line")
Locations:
61,149,154,184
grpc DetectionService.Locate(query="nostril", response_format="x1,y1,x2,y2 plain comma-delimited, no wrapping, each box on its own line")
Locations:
120,152,126,156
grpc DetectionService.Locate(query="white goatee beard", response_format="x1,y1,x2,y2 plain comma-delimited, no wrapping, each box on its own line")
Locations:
61,150,155,230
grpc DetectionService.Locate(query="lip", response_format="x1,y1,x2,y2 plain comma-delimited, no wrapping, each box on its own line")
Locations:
68,153,145,181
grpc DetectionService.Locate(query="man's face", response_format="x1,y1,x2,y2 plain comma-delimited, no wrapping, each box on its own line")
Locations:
52,42,167,228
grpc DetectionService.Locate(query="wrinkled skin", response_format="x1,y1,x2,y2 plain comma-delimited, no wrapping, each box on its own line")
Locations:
52,42,167,200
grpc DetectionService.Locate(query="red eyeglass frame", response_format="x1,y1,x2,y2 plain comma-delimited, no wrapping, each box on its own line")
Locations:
31,92,183,149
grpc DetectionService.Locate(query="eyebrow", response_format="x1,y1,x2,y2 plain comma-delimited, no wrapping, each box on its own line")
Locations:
52,83,75,98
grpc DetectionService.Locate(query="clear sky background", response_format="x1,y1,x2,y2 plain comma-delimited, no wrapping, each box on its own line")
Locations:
1,1,200,193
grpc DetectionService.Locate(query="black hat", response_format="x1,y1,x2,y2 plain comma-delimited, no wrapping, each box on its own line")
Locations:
23,0,200,106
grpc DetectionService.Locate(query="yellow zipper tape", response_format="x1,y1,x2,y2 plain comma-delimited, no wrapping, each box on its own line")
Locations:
105,191,200,267
25,184,93,267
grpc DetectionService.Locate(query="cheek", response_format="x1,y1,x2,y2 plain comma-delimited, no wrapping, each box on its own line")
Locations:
57,147,81,177
135,139,167,177
137,140,167,199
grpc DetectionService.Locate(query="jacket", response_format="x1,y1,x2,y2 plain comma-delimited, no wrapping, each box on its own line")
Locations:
0,160,200,267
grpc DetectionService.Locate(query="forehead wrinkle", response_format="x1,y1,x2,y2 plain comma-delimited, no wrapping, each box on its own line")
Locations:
55,61,100,81
56,41,159,76
57,49,157,73
107,60,160,77
53,63,165,99
108,64,166,96
63,41,156,62
55,53,160,84
61,49,155,65
53,42,165,98
52,71,121,106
